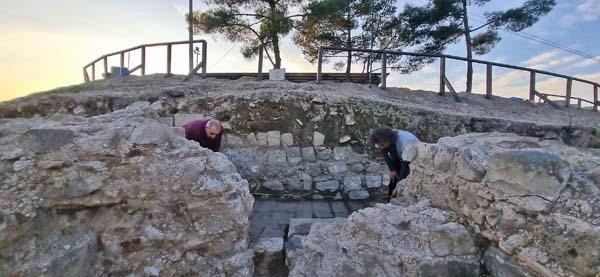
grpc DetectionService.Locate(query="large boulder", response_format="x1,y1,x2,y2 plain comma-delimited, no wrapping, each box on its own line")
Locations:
0,102,254,276
286,200,480,277
397,132,600,276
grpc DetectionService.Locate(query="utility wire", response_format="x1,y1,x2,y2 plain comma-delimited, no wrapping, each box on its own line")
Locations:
207,42,239,70
469,12,600,64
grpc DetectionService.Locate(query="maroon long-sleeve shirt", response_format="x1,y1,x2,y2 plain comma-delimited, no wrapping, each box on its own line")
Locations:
182,119,223,152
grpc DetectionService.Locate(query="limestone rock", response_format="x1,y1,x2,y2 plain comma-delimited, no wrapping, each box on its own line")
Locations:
267,131,281,147
286,201,480,276
0,107,254,276
252,238,286,277
281,133,294,146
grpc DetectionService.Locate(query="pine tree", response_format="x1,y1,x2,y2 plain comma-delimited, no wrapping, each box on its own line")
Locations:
397,0,556,92
189,0,304,69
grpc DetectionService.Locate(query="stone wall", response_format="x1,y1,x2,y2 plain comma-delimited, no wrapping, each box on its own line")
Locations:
0,102,255,276
396,132,600,276
221,131,389,200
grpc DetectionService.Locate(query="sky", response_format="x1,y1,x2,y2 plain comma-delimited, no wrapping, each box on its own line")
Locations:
1,0,599,103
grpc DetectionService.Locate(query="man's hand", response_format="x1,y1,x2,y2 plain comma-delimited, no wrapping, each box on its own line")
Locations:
389,170,398,181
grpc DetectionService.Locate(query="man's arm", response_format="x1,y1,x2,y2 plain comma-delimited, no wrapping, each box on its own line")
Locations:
212,133,222,152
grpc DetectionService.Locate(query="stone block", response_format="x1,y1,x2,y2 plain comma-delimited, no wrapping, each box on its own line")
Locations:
22,128,75,154
313,132,325,146
281,133,294,146
316,180,339,192
348,190,369,200
286,147,302,166
456,144,487,182
365,175,382,188
343,176,363,192
484,150,570,201
327,162,348,174
263,180,285,191
349,163,365,172
301,147,316,162
333,146,353,161
315,147,331,160
173,113,202,127
267,131,281,147
256,132,268,147
267,150,287,166
269,68,286,81
246,133,258,146
159,117,174,126
225,134,244,147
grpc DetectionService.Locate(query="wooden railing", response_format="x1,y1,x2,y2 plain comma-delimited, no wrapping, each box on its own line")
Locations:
83,40,207,83
317,46,600,111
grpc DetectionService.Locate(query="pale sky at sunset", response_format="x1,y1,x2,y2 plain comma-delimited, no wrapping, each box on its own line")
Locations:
1,0,599,103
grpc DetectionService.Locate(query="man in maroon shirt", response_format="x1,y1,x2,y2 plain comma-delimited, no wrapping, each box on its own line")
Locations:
182,118,223,152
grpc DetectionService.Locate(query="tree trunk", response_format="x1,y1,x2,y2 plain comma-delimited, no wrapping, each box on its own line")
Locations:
346,29,352,80
462,0,473,93
268,0,282,69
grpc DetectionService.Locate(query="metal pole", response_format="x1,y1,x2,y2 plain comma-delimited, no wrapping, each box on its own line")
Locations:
368,0,375,88
189,0,194,74
439,56,446,96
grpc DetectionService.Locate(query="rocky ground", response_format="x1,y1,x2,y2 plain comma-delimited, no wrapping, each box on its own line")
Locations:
0,101,254,276
1,75,599,276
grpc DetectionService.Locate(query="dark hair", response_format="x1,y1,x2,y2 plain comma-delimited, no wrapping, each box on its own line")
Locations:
371,128,396,144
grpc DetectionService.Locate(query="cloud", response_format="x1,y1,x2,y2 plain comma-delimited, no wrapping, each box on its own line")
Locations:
522,50,561,66
560,0,600,25
173,3,188,16
572,57,600,68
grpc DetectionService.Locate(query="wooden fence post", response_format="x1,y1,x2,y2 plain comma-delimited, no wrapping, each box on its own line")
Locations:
103,57,108,78
439,56,446,96
257,45,263,81
565,78,572,108
486,63,492,99
83,68,89,83
91,64,96,81
317,47,323,84
120,52,125,77
167,44,172,76
141,47,146,76
594,85,598,111
529,71,536,102
381,52,387,89
201,41,207,78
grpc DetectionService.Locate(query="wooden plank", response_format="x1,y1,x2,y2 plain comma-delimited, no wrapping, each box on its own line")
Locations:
167,44,172,76
565,78,572,108
443,75,462,102
83,68,90,83
182,61,205,82
486,63,492,99
529,71,536,102
381,53,387,89
129,64,143,74
317,47,323,84
535,90,562,109
141,47,146,76
201,41,207,78
439,56,446,96
594,85,598,111
103,57,108,77
257,45,263,81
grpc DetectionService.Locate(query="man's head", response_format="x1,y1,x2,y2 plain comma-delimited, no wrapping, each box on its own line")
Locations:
205,119,222,139
371,128,396,149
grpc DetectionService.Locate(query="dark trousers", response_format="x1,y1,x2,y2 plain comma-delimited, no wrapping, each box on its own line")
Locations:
388,161,410,202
